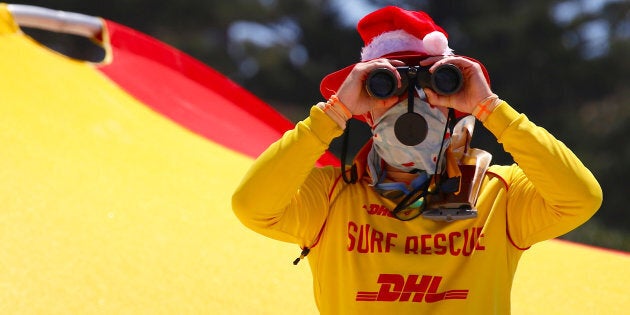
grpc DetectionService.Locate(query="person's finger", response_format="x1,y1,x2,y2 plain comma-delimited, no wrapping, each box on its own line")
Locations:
388,59,406,67
428,55,465,72
419,55,445,66
423,87,441,105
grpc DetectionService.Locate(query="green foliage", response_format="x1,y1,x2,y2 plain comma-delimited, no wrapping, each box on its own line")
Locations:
10,0,630,251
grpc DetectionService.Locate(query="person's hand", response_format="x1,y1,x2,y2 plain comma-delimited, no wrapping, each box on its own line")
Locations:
336,58,405,117
419,56,494,114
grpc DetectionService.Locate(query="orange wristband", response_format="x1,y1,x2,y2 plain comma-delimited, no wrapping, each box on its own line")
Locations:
325,95,352,120
472,94,500,122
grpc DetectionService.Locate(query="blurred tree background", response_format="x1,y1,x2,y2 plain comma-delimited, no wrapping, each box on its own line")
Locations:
10,0,629,251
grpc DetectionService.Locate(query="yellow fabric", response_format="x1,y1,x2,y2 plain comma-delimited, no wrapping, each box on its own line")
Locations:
0,3,17,33
0,5,315,314
233,101,607,314
2,3,628,314
512,240,630,315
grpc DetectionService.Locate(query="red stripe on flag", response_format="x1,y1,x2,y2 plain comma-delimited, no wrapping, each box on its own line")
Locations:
97,20,338,166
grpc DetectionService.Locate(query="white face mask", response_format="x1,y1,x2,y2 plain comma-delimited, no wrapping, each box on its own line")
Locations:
371,98,450,173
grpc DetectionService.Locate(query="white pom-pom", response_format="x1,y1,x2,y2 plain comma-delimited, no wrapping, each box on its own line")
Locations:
422,31,450,55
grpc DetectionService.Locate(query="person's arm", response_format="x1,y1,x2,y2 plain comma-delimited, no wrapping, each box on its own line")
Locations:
232,105,344,244
484,101,602,247
420,56,601,247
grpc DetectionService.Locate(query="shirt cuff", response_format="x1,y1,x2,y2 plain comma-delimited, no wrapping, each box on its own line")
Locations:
481,100,521,139
306,104,345,144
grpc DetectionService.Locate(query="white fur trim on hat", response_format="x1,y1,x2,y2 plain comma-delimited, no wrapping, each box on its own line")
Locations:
360,30,452,61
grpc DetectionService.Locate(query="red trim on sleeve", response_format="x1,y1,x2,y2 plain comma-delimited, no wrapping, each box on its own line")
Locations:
487,170,531,251
310,173,346,250
506,220,531,251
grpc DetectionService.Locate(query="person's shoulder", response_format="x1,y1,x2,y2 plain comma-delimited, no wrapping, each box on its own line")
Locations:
485,164,521,189
311,165,344,180
487,164,516,174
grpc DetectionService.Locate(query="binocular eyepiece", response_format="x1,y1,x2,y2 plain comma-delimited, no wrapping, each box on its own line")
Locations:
366,64,463,99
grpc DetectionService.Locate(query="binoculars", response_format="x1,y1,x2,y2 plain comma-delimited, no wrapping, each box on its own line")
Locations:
365,64,463,98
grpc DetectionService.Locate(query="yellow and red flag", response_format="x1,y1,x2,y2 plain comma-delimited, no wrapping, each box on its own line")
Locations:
0,4,627,314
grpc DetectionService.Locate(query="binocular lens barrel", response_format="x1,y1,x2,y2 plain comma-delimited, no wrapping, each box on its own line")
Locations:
431,64,463,95
365,64,463,99
365,68,399,98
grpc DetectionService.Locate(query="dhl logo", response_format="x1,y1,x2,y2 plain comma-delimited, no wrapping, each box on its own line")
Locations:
356,274,468,303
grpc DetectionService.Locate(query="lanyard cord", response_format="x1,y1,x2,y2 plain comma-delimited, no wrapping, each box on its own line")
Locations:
391,107,455,217
432,108,455,178
341,123,358,184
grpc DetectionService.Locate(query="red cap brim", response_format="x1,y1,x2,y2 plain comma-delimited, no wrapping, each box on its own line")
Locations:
319,53,431,100
319,54,491,120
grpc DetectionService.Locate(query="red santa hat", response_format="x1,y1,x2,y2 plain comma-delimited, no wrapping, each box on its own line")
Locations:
358,7,452,60
320,6,454,100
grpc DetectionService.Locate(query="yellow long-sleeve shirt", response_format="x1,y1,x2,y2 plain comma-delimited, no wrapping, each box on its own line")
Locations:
232,101,602,314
